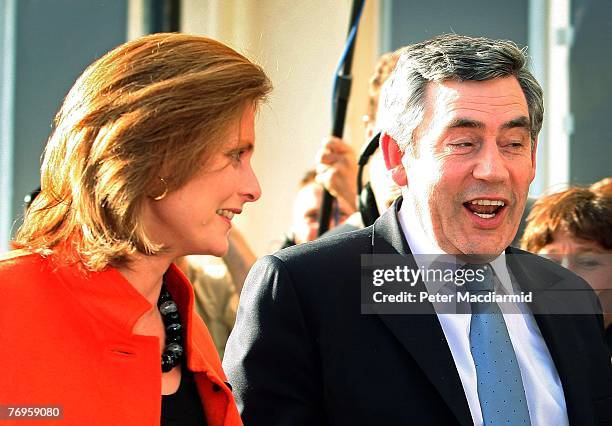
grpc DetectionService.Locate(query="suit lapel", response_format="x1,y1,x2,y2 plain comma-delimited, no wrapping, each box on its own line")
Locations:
370,201,473,426
505,248,594,424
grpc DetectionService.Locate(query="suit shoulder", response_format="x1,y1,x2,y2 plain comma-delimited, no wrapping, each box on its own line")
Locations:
245,230,370,295
273,227,372,265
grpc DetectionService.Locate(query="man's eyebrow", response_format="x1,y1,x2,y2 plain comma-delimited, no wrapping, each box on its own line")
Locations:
445,116,531,132
501,116,530,131
447,118,485,130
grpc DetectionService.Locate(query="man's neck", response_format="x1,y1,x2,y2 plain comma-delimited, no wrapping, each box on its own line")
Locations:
398,193,444,257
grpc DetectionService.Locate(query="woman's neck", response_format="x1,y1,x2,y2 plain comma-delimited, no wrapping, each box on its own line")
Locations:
116,252,174,307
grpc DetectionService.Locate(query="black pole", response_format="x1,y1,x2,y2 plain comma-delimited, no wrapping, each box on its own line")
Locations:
317,0,365,236
146,0,181,33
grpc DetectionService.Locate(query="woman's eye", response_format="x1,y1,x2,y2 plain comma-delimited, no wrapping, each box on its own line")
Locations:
227,145,253,165
576,257,601,268
229,150,244,163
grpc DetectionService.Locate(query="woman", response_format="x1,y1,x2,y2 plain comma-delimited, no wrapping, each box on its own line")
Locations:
521,181,612,353
0,33,270,425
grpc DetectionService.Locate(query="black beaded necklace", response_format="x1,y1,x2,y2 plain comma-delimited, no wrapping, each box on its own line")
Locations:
158,283,184,373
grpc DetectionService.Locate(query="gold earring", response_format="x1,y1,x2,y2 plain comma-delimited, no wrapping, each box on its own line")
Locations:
152,178,168,201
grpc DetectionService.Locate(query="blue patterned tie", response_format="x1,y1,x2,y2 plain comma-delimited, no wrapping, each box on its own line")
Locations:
465,264,531,425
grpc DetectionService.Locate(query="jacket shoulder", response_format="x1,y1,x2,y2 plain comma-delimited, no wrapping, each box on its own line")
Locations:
0,250,49,285
273,227,372,266
244,229,372,301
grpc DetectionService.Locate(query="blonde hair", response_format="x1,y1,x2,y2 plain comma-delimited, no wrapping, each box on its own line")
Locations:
16,33,271,270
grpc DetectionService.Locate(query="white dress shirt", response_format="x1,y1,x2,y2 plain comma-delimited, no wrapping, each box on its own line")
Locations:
398,201,569,426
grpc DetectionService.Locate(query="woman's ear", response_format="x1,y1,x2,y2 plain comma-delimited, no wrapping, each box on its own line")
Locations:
380,132,407,187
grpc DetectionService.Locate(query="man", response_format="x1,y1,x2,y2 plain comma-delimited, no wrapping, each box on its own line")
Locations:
224,35,611,425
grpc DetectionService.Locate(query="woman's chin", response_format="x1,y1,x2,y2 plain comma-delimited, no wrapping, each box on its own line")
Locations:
198,240,229,258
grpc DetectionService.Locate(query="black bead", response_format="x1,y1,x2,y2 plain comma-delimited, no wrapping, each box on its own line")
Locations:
165,312,180,322
166,323,182,335
167,343,184,357
161,353,174,372
159,300,178,315
158,290,172,305
165,350,180,362
167,334,182,344
158,281,184,372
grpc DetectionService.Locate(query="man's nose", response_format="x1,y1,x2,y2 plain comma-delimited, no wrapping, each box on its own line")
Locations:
471,142,510,183
241,165,262,202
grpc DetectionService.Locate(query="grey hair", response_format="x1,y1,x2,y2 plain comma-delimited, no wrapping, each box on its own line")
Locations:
377,34,544,152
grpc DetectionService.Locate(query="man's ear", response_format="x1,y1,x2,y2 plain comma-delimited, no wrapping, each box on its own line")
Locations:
380,132,407,187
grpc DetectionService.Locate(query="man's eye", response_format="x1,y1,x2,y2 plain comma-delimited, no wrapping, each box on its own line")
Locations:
506,141,525,148
449,141,474,149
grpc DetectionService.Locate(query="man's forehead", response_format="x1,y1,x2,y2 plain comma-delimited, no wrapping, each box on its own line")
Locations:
426,77,529,121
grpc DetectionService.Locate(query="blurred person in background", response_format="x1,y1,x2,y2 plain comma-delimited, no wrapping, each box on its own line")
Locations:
279,169,354,248
175,254,238,360
0,33,270,425
521,179,612,353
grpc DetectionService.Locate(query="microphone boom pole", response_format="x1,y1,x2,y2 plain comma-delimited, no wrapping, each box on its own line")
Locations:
317,0,365,236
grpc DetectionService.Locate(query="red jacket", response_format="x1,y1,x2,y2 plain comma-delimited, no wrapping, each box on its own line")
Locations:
0,250,242,425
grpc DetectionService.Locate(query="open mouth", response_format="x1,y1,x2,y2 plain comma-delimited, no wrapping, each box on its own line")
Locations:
463,199,506,219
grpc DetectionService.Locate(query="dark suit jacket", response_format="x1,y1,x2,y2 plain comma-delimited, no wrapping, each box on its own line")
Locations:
224,201,612,425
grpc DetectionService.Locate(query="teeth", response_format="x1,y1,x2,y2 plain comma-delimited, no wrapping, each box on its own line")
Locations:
216,209,235,220
474,212,495,219
470,199,505,206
